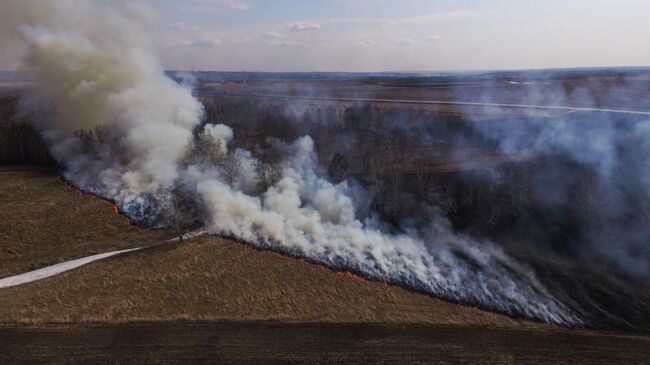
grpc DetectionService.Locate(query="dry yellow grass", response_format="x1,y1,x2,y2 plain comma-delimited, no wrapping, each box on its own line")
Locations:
0,166,543,328
4,168,650,364
0,167,168,277
0,234,544,327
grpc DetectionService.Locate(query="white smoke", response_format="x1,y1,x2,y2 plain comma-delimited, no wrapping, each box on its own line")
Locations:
5,0,579,324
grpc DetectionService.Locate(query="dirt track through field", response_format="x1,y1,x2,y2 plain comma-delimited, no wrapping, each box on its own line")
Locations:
210,91,650,116
0,229,208,289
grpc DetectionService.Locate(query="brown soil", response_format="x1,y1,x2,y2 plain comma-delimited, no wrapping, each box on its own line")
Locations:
2,322,649,365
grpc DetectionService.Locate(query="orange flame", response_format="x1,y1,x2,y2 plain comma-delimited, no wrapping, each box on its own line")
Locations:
59,176,129,222
110,202,119,216
336,271,367,283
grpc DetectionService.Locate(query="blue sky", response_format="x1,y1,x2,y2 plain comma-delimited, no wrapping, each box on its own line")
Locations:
151,0,650,71
5,0,650,72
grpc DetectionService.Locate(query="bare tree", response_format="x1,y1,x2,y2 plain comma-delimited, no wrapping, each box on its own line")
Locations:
414,161,433,200
192,128,241,184
328,152,349,182
252,141,285,192
219,153,241,185
155,186,196,242
254,160,283,192
73,125,107,154
364,145,383,183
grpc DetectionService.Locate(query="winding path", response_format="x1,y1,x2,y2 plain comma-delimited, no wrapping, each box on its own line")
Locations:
0,248,142,289
0,230,207,289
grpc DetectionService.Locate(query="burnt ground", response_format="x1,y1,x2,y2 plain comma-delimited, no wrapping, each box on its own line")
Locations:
1,322,650,365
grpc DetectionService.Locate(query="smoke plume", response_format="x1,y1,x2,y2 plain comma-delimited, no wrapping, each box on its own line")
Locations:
4,1,580,325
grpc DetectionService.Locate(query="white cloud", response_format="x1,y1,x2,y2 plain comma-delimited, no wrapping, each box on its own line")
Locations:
230,36,252,44
191,37,222,48
381,20,398,28
180,0,252,13
173,21,199,31
288,22,321,32
158,37,193,48
394,11,485,25
229,2,252,11
396,38,416,46
261,31,283,39
311,10,489,28
179,5,224,13
357,39,375,46
425,35,442,42
265,40,307,47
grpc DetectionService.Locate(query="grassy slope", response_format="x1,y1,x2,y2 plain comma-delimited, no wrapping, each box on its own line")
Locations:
0,167,539,327
3,167,650,363
0,235,540,326
0,167,168,278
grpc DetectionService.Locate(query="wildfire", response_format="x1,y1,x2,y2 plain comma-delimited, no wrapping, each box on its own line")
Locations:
238,239,377,285
336,271,367,283
59,176,124,219
110,203,119,216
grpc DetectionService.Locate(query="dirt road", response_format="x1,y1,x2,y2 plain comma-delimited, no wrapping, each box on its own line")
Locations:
206,90,650,116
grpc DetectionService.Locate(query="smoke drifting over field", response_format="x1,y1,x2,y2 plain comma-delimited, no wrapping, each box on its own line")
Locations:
11,0,648,327
460,88,650,278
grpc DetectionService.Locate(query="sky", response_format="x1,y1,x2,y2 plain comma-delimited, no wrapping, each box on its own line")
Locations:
4,0,650,72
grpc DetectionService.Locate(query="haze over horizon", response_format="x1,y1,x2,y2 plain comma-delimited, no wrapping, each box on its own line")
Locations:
2,0,650,72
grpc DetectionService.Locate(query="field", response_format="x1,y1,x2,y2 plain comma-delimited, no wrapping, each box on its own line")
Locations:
0,167,167,278
197,68,650,111
0,167,531,326
2,70,650,363
1,167,650,363
3,322,650,365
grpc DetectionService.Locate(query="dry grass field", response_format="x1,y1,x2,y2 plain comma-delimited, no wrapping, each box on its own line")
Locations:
1,167,650,363
201,73,650,111
0,168,530,327
0,233,534,326
200,86,566,121
0,234,529,325
0,167,167,278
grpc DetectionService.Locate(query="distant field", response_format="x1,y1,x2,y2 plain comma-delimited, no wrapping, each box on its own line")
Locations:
200,83,567,120
199,72,650,111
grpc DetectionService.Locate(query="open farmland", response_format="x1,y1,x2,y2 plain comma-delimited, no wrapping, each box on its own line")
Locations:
2,322,650,365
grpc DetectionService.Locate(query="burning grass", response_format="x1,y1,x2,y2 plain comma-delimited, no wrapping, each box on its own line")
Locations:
0,167,541,327
0,234,542,327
